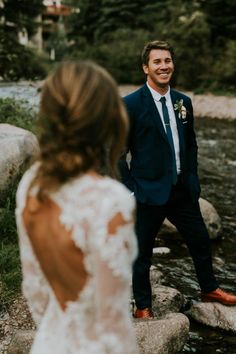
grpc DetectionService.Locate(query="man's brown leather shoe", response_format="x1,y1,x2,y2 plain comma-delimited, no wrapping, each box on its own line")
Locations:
201,288,236,306
133,308,154,319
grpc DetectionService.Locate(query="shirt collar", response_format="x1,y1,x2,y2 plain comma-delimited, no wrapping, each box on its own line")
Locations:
146,82,171,103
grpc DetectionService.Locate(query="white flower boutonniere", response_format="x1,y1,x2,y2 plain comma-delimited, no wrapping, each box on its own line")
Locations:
174,99,187,120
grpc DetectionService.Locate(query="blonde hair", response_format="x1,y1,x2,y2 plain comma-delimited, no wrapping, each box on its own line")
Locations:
33,60,128,200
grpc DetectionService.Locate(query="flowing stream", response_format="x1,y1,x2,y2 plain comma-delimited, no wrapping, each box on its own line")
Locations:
155,117,236,353
0,83,236,353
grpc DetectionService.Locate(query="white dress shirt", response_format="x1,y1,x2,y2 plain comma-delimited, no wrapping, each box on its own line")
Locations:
147,82,181,174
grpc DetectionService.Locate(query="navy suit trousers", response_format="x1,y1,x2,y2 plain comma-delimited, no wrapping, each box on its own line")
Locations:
133,177,219,309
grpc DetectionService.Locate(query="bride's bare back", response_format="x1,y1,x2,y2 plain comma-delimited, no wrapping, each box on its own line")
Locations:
16,165,138,354
23,195,88,310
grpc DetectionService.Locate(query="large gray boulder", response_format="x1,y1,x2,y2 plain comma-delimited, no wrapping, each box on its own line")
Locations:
188,302,236,333
152,285,184,317
150,265,163,285
134,313,189,354
7,314,190,354
159,197,222,240
0,124,39,204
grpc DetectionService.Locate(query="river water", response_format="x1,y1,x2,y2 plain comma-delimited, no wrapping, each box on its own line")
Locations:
155,117,236,353
0,83,236,353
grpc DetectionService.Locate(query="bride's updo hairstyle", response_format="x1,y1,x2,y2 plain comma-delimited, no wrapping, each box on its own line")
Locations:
34,60,129,200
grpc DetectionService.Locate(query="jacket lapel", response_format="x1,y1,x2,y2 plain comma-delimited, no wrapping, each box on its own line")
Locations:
170,90,186,164
141,85,168,143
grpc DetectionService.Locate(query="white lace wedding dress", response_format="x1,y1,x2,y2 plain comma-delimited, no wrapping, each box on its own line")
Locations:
16,163,138,354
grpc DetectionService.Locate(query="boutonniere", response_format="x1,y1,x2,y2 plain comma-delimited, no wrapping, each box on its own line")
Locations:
174,99,187,120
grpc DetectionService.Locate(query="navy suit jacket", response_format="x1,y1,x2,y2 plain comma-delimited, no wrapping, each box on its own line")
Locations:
119,84,201,205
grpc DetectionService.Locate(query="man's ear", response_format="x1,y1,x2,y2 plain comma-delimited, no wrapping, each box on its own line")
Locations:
142,64,148,75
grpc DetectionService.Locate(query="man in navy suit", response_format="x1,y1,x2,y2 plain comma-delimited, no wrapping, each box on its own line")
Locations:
119,40,236,318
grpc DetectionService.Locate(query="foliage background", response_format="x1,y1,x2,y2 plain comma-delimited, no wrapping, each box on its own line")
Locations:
0,0,236,92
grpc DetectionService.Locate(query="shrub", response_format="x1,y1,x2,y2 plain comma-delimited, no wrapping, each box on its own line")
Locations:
0,29,48,81
0,98,37,307
211,40,236,92
0,177,22,309
67,29,150,84
0,97,37,133
0,243,22,309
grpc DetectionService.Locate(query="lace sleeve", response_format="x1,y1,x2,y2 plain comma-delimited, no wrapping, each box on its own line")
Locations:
16,166,49,327
19,234,49,326
91,190,138,353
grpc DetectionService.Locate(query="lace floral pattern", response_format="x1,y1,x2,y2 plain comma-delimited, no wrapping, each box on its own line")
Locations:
16,163,138,354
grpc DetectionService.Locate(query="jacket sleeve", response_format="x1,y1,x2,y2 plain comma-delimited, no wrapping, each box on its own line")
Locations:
118,98,134,191
183,96,201,201
185,97,199,175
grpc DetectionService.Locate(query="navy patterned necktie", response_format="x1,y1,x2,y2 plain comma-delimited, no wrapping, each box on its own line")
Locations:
160,96,178,184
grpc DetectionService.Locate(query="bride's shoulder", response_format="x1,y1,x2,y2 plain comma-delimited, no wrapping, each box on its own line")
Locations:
15,162,40,210
19,161,40,183
57,174,135,213
71,174,131,197
16,162,39,193
102,176,131,196
98,176,135,208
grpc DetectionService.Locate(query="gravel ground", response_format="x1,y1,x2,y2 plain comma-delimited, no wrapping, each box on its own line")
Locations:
0,296,35,354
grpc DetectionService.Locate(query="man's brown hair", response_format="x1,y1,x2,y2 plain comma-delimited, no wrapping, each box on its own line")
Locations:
141,40,174,65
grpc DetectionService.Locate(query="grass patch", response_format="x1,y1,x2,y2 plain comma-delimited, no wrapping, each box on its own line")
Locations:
0,243,22,309
0,97,37,133
0,212,22,310
0,97,34,309
0,177,22,310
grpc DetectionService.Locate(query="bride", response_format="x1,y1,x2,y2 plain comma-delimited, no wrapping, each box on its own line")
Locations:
15,60,138,354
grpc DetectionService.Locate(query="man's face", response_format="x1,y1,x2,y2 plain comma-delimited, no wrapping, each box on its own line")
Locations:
143,49,174,90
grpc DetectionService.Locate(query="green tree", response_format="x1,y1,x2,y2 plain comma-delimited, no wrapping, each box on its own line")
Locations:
0,0,43,35
65,0,103,47
96,0,147,39
212,40,236,91
198,0,236,91
63,0,236,91
96,28,150,83
199,0,236,45
0,0,47,80
150,0,212,89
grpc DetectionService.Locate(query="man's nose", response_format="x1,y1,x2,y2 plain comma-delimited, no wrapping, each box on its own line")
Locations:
160,62,168,69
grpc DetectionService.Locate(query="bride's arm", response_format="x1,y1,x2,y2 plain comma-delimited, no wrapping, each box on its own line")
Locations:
18,232,49,326
15,163,49,326
92,194,138,353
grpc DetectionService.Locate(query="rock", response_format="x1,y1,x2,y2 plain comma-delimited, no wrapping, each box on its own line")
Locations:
153,247,171,255
159,218,179,237
159,197,222,240
7,330,34,354
0,123,39,204
150,265,163,285
188,302,236,333
152,285,184,317
134,313,189,354
7,314,189,354
212,256,225,272
198,198,222,239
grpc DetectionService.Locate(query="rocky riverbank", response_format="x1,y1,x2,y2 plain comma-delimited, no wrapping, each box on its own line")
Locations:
0,122,236,354
1,82,236,121
119,85,236,121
